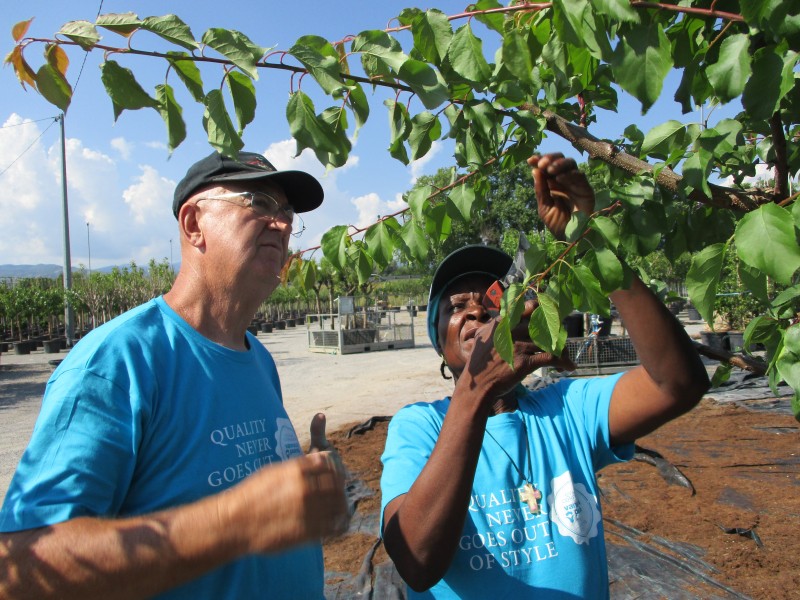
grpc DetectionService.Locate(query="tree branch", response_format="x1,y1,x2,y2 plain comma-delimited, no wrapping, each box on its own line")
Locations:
522,105,769,212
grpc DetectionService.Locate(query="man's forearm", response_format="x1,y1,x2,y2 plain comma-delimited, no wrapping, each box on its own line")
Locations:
0,494,242,600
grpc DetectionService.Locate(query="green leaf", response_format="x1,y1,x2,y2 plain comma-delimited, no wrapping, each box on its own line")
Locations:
400,219,429,263
95,12,142,36
706,34,751,103
501,282,527,329
738,262,769,305
99,60,159,120
583,247,623,294
35,64,72,112
398,59,450,110
593,0,640,22
681,148,713,198
202,89,243,157
553,0,611,59
590,215,620,249
348,243,374,285
351,30,408,71
287,92,349,166
572,264,609,314
529,294,566,356
501,28,533,85
289,35,347,94
385,99,411,164
494,315,515,367
776,324,800,417
320,225,350,272
226,70,256,135
167,52,204,101
470,0,505,33
58,20,100,51
342,83,369,134
743,46,797,120
424,203,452,243
610,22,673,112
141,14,198,50
711,362,733,388
408,112,441,161
301,260,317,291
447,23,492,87
406,184,434,223
771,284,800,310
201,28,265,79
523,239,548,277
642,120,686,156
411,9,452,64
736,203,800,285
687,243,726,328
155,84,186,153
364,218,400,268
448,184,478,221
744,315,782,348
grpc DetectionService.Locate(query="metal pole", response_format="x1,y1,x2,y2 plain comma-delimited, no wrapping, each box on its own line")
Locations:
86,221,91,273
58,114,75,347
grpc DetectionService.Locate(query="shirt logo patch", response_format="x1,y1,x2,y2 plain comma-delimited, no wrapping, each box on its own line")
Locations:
547,471,600,545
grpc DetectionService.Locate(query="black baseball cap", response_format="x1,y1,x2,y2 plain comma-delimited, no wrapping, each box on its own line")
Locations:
172,151,324,218
427,245,512,352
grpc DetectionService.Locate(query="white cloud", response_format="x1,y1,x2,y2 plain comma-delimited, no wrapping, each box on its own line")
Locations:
111,137,133,160
719,163,774,187
122,165,175,225
351,192,406,229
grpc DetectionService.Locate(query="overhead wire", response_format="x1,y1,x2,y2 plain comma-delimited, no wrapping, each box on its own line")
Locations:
0,117,59,179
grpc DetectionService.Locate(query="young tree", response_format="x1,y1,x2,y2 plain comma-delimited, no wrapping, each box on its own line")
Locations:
8,2,800,418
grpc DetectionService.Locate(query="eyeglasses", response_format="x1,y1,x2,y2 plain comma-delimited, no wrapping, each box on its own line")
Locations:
195,191,305,237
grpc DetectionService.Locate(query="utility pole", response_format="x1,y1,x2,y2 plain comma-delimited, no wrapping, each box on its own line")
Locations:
86,221,91,273
57,113,75,347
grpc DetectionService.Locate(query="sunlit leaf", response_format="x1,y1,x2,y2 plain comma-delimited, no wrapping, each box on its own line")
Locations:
364,218,401,268
226,70,256,135
100,60,159,120
155,83,186,153
609,22,672,112
167,52,204,101
141,14,198,51
289,35,348,94
202,28,266,79
12,18,33,42
400,219,429,263
411,9,452,64
736,203,800,285
320,225,350,272
58,20,100,51
706,34,751,103
96,12,142,37
5,46,37,89
44,43,69,77
448,23,492,86
202,89,243,157
35,63,72,111
529,293,566,356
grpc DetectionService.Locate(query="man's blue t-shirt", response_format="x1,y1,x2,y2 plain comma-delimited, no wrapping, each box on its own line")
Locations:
380,374,632,599
0,297,323,599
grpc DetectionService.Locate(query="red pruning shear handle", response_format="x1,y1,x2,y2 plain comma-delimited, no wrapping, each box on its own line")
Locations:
482,232,531,318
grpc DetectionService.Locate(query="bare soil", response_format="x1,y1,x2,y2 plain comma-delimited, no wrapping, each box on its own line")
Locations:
323,400,800,599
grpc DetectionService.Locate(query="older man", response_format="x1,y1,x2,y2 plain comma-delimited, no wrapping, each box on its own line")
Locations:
380,153,710,598
0,152,349,599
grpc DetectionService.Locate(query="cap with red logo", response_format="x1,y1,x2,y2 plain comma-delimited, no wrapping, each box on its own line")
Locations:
172,151,324,218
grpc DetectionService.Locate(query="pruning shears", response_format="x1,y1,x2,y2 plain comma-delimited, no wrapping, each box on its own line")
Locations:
482,232,531,318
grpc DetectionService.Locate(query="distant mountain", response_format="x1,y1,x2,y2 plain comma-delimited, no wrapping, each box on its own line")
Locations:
0,264,64,279
0,263,178,280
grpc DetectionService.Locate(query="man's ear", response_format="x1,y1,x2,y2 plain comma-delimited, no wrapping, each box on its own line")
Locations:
177,202,205,249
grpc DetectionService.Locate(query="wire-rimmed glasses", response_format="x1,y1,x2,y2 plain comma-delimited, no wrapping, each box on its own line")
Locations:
196,191,305,237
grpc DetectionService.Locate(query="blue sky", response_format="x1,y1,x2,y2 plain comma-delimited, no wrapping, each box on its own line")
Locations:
0,2,743,269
